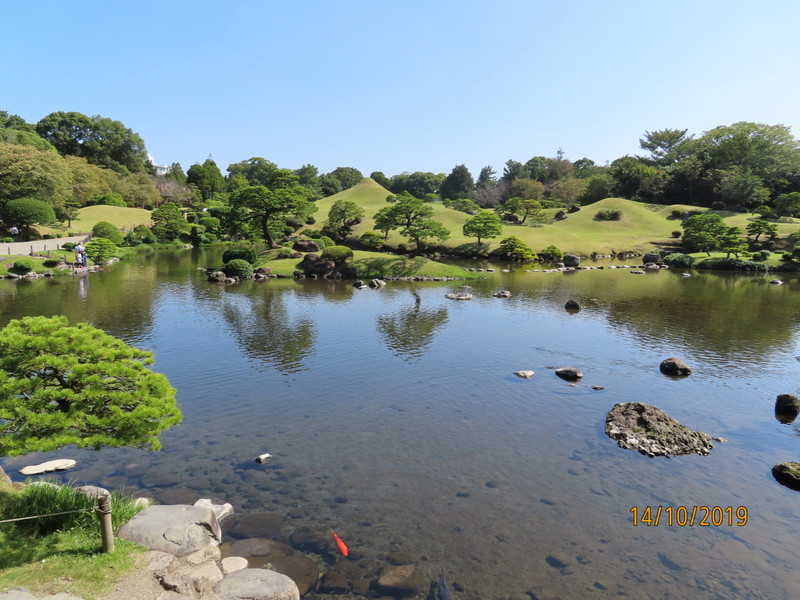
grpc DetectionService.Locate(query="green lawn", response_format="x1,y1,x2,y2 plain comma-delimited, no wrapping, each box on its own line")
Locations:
40,206,152,236
309,179,800,256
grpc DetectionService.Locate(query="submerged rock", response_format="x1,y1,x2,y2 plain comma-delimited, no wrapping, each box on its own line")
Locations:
605,402,714,457
514,370,535,379
555,367,583,381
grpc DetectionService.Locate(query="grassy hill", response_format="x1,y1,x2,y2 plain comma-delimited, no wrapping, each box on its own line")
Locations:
42,205,152,235
310,178,800,256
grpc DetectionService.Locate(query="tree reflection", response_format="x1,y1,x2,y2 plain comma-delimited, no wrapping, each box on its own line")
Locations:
220,291,315,375
377,290,448,362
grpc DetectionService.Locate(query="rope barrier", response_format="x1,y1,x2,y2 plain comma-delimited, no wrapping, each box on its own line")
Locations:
0,507,95,525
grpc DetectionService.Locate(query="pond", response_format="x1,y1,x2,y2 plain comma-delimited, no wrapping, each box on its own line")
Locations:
2,248,800,599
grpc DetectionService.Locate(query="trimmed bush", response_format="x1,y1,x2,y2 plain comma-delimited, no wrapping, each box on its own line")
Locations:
595,209,623,221
85,237,118,264
198,216,220,230
91,221,123,245
497,236,537,262
221,258,254,279
662,253,695,268
671,230,682,238
43,258,60,267
695,257,769,271
93,192,126,207
540,245,564,261
321,245,354,264
222,247,257,264
11,259,36,274
360,231,385,250
317,236,335,249
2,237,12,243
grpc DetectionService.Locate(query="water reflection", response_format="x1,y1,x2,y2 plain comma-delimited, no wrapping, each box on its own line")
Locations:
377,290,449,362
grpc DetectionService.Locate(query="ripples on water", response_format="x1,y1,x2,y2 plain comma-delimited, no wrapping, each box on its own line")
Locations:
3,254,800,599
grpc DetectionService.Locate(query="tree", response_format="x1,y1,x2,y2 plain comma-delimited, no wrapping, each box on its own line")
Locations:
638,129,693,166
439,164,474,201
2,197,56,235
187,159,225,201
370,171,390,189
718,226,748,258
497,236,537,261
324,199,364,242
389,172,444,197
0,315,181,457
36,111,149,174
496,196,546,225
501,160,524,183
84,237,118,264
462,211,502,244
92,220,124,245
681,213,728,255
150,201,189,241
373,191,449,250
0,142,72,210
318,173,343,196
230,169,316,248
549,178,588,208
227,157,277,187
746,219,777,241
328,167,363,190
476,166,497,189
774,192,800,217
294,164,320,195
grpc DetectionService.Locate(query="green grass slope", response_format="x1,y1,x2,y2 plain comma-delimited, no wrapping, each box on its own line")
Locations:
43,206,152,235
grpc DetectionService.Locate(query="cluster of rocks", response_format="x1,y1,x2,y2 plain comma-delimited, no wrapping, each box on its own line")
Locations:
773,394,800,491
206,267,276,284
352,279,386,289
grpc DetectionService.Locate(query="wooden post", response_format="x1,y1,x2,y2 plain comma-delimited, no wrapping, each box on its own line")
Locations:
97,495,115,553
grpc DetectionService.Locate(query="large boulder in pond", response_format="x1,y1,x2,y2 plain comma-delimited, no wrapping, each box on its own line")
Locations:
118,504,221,556
643,252,661,264
775,394,800,424
301,254,335,277
659,357,692,377
563,254,580,268
772,462,800,491
605,402,714,457
292,239,320,253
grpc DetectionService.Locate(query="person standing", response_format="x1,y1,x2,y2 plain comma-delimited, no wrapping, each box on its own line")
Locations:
73,243,84,268
9,226,19,242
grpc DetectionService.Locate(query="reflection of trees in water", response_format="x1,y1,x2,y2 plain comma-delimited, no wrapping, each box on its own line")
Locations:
220,291,316,375
377,290,449,362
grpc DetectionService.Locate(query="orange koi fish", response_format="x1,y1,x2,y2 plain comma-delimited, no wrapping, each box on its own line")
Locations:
331,529,349,557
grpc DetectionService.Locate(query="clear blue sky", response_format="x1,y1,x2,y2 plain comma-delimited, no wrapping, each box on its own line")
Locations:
2,0,798,179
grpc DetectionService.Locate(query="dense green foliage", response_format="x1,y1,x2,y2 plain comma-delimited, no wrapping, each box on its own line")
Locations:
2,197,56,230
221,258,254,279
539,245,564,261
662,253,696,268
321,245,354,264
91,220,123,244
595,209,623,221
359,231,385,249
222,247,258,264
439,164,474,201
496,236,537,261
374,191,450,250
324,199,364,241
462,211,503,244
84,237,118,264
0,316,181,457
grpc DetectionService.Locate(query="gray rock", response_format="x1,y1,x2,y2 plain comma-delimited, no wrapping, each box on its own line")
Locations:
208,271,227,282
292,239,320,253
227,537,293,558
268,554,320,596
0,589,38,600
228,512,284,539
775,394,800,424
194,498,234,523
564,299,580,311
369,278,386,288
514,370,535,379
222,556,249,574
563,254,580,267
214,568,299,600
555,367,582,381
118,504,222,557
660,357,692,377
643,252,661,264
19,459,76,475
605,402,714,457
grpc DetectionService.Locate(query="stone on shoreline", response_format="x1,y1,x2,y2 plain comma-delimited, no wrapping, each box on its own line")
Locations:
772,462,800,491
19,459,76,476
214,568,299,600
118,504,222,557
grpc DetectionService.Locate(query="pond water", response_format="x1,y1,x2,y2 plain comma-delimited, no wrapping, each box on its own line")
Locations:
2,248,800,599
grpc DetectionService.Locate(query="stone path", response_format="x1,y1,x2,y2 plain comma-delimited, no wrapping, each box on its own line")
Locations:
0,236,89,258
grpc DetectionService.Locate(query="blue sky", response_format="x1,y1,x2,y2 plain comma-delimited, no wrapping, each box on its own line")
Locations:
2,1,798,179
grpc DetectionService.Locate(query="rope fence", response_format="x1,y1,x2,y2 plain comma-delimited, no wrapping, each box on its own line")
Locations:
0,496,114,553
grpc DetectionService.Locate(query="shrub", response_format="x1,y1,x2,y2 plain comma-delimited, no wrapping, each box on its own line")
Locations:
93,192,126,207
43,258,60,267
671,230,682,238
396,243,408,254
221,258,254,279
222,247,257,264
662,253,695,268
359,231,385,250
198,216,220,230
497,236,537,262
671,209,685,218
123,230,142,246
695,257,769,271
285,216,305,230
62,242,76,251
540,245,564,261
751,250,771,261
595,209,623,221
85,237,118,264
317,235,335,249
269,247,294,259
2,237,12,243
11,259,36,274
711,201,726,211
321,245,354,264
91,221,123,245
305,216,316,225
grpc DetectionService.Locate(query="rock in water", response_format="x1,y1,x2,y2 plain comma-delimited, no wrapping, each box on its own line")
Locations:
773,462,800,491
775,394,800,424
605,402,714,457
555,367,582,381
19,459,76,475
659,357,692,376
514,370,535,379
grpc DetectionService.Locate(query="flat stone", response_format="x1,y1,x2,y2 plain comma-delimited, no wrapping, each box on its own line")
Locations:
222,556,249,574
514,370,535,379
376,565,425,595
227,537,293,559
19,459,76,475
194,498,235,522
214,568,299,600
118,504,222,557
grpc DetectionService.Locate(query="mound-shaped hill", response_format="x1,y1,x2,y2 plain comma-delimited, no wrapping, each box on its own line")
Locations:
46,205,152,235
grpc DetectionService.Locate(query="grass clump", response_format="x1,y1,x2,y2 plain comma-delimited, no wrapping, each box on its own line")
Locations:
0,480,147,599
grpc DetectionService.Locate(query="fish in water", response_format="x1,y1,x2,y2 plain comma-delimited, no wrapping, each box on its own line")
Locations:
330,529,349,557
437,572,455,600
